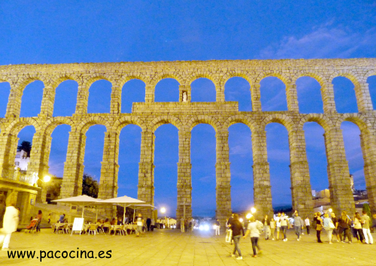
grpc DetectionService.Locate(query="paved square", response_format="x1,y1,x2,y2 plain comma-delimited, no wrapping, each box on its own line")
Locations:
0,228,375,265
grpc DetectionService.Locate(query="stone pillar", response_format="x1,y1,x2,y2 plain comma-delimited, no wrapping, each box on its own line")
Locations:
110,81,122,114
251,83,261,112
137,130,154,214
215,128,231,229
98,131,119,217
27,132,52,203
145,84,155,103
5,80,23,118
286,82,299,112
177,129,192,225
359,129,376,213
216,83,225,102
288,128,313,218
179,85,191,102
0,133,19,179
252,128,273,218
321,81,336,113
98,131,119,199
60,131,86,198
39,81,56,117
324,127,355,215
355,80,373,112
75,79,89,115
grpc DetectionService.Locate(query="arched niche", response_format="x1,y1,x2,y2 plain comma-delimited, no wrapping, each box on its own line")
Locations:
121,79,145,113
303,122,328,192
155,78,180,102
53,80,78,117
0,82,11,117
117,124,142,198
367,75,376,110
225,77,252,111
154,124,179,215
296,77,323,113
88,80,112,114
191,124,216,216
265,123,291,208
228,123,253,211
48,124,72,178
260,77,287,111
333,77,358,113
20,80,44,117
191,78,216,102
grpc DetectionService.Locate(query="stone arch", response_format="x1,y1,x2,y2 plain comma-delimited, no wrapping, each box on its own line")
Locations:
112,116,146,134
222,72,253,87
254,72,289,85
42,117,75,136
187,115,220,132
223,115,253,131
5,118,40,134
76,116,110,134
153,73,183,86
292,72,325,87
263,114,295,132
150,116,183,132
187,73,216,86
299,114,333,132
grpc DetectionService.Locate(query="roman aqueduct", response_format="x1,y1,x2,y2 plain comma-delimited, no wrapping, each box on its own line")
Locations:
0,58,376,226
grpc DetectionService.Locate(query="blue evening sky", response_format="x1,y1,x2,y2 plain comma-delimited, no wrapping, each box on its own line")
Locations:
0,1,375,217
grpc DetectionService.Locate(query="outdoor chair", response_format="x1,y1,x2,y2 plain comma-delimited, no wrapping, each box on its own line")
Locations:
88,224,98,235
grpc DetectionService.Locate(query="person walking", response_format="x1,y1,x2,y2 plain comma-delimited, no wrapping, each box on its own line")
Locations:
323,213,335,244
215,219,220,235
244,216,263,258
146,217,151,231
280,213,288,241
304,216,310,235
261,215,270,240
228,214,244,260
361,210,373,244
270,218,276,240
293,212,304,241
0,202,19,250
36,210,42,232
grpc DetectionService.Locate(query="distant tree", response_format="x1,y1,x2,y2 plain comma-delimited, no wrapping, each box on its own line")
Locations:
17,141,32,157
82,173,99,198
363,203,372,219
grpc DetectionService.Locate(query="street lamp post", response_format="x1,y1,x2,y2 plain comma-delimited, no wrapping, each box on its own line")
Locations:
160,207,166,228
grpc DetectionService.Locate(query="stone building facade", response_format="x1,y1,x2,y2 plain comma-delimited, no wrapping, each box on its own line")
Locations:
0,59,376,227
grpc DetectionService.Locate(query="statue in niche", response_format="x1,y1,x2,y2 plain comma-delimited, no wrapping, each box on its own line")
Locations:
182,91,187,102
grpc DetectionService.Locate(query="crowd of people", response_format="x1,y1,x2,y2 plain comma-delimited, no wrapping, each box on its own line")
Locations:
226,209,374,260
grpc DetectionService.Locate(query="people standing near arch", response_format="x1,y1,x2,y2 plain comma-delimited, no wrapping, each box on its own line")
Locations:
270,218,276,240
323,213,335,244
304,216,310,235
275,213,281,240
353,212,365,243
338,211,352,243
331,212,340,242
313,212,323,243
361,210,373,244
261,215,270,240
